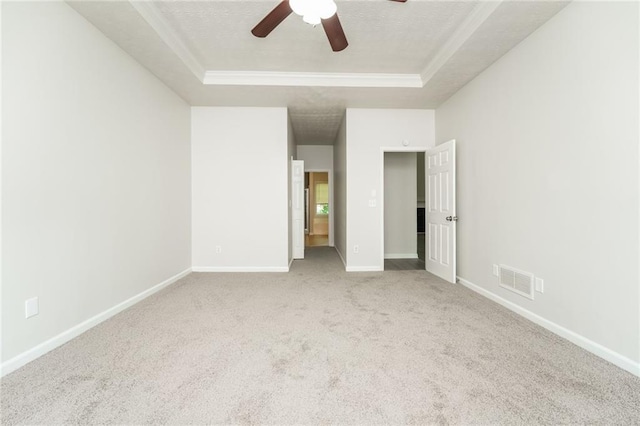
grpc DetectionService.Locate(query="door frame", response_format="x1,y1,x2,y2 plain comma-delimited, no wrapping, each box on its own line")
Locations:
379,147,427,271
305,168,334,247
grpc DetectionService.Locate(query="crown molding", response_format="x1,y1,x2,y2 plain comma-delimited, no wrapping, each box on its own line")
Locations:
420,0,503,84
203,71,423,87
129,0,500,89
128,0,206,81
128,0,422,89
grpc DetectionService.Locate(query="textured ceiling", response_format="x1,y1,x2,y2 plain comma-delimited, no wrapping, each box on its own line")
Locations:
154,0,478,73
68,0,569,145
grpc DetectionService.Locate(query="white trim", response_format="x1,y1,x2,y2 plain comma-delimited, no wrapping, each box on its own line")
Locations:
637,0,640,371
346,266,384,272
203,71,423,88
0,268,192,377
0,4,4,377
128,0,205,81
335,246,347,269
380,146,428,153
457,276,640,378
384,253,419,259
420,0,502,83
192,266,289,272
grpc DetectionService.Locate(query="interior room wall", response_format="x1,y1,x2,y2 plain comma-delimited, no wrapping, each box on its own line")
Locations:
345,109,435,271
384,153,417,259
436,1,639,373
191,107,289,271
333,115,348,266
297,146,333,170
1,1,192,373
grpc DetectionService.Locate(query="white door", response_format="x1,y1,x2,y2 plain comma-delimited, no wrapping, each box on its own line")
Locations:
292,160,305,259
425,140,456,283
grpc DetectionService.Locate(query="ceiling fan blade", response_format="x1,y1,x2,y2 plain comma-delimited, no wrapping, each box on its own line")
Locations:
251,0,293,38
321,14,348,52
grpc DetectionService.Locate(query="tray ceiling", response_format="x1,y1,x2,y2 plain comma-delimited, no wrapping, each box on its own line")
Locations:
68,0,569,144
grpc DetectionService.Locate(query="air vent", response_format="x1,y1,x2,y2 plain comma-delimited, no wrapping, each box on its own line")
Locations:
499,265,534,300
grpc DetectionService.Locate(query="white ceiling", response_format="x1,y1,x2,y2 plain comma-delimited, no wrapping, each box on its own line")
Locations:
155,0,478,73
68,0,569,145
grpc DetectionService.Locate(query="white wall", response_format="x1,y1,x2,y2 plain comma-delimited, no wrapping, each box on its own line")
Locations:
297,146,333,170
333,115,348,265
384,153,417,259
2,1,191,370
346,109,435,271
191,107,289,271
436,1,639,373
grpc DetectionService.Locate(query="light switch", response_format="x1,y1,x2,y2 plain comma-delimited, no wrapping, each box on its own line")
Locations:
370,190,376,197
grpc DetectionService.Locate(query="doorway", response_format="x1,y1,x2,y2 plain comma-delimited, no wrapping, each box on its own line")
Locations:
380,141,457,280
305,171,330,247
382,151,426,271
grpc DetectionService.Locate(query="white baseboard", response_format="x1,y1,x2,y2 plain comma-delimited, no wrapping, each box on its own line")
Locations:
346,266,384,272
1,268,192,377
334,247,383,272
457,276,640,378
384,253,419,259
192,266,289,272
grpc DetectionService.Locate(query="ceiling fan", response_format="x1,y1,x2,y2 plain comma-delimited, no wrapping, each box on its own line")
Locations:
251,0,407,52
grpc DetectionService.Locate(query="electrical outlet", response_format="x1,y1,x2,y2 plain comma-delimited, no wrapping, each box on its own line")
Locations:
368,199,376,207
353,245,359,253
535,277,544,293
215,246,222,254
25,297,39,319
492,264,499,277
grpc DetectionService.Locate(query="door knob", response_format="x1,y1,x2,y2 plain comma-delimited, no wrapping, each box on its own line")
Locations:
446,216,458,222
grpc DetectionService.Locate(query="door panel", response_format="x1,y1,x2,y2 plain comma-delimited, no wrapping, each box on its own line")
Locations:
425,140,456,283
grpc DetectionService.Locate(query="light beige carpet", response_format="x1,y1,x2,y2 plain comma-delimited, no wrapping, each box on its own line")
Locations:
2,247,639,424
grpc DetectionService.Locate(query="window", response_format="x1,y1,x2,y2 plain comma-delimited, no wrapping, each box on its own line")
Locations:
315,182,328,215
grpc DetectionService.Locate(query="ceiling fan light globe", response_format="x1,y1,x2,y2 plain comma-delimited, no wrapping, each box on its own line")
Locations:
303,14,321,25
289,0,307,17
318,1,337,19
